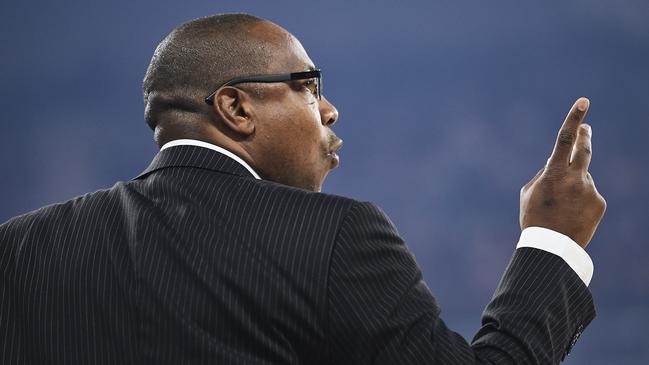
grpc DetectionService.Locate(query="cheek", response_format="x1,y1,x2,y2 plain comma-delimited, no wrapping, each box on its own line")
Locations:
256,100,328,184
301,115,328,161
282,107,325,157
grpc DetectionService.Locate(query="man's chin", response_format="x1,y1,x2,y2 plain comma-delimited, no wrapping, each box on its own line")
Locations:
270,174,323,192
302,175,325,193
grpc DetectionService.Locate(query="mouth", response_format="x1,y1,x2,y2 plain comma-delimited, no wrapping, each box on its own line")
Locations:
327,138,343,169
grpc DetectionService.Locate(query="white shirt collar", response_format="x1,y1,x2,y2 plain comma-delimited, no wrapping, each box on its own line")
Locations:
159,139,261,180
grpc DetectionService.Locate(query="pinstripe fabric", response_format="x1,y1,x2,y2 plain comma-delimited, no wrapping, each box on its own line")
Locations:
1,145,595,364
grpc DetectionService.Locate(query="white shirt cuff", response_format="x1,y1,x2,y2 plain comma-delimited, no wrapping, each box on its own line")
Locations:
516,227,594,286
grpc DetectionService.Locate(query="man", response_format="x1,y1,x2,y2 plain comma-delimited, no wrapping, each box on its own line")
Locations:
0,13,606,364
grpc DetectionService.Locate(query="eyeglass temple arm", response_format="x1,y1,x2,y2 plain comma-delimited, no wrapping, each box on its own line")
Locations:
205,74,293,104
205,71,321,105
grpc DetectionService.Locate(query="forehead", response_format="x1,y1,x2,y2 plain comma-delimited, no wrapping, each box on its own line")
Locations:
250,21,316,73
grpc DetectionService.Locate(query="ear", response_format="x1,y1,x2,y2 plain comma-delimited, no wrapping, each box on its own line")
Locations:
212,86,255,136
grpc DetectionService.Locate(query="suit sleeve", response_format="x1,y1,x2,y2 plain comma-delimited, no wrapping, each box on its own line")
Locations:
326,201,596,364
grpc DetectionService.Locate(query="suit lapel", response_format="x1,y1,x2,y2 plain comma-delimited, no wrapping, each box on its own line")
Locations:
134,145,257,180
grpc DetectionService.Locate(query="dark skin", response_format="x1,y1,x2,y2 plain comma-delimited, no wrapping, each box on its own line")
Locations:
521,97,607,248
192,21,340,192
163,21,605,247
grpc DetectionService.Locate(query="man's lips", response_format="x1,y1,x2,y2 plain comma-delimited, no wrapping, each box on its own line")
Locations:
328,138,343,168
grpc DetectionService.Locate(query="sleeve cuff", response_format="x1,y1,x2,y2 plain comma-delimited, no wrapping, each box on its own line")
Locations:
516,227,594,286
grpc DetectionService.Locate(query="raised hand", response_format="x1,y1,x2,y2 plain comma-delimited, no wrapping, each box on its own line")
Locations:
519,97,606,248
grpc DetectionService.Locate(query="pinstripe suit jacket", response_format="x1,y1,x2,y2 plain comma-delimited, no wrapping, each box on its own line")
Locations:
1,145,595,364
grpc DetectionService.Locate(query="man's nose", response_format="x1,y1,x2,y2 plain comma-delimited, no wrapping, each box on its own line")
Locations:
320,96,339,126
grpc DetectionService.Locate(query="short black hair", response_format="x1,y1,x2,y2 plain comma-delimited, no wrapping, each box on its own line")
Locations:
142,13,274,130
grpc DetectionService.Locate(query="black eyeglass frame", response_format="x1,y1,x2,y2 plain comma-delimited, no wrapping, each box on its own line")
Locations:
204,69,322,105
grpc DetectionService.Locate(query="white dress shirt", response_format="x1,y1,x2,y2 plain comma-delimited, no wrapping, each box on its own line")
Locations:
160,139,261,180
160,139,594,286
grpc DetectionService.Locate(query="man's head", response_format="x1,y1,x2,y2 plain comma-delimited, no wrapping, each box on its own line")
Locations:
143,14,341,192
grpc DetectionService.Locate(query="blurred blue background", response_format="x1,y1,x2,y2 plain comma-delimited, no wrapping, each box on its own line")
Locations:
1,0,647,363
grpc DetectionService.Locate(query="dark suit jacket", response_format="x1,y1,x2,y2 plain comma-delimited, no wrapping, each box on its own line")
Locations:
1,145,595,364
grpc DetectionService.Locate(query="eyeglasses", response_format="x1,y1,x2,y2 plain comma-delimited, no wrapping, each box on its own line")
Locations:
204,69,322,105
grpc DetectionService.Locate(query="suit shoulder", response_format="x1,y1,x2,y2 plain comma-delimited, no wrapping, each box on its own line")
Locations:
0,183,125,235
253,180,395,225
252,179,360,211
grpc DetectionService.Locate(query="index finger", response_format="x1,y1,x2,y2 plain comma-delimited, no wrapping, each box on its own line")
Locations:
547,97,590,168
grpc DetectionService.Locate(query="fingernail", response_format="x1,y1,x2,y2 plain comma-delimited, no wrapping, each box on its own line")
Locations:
583,124,592,137
576,98,589,112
